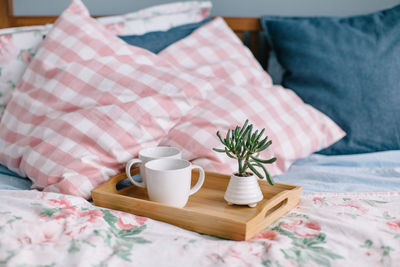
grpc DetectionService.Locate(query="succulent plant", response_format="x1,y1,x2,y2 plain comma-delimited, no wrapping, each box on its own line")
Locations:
213,119,277,185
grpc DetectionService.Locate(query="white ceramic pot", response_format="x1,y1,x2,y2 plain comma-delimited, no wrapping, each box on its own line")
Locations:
224,173,264,208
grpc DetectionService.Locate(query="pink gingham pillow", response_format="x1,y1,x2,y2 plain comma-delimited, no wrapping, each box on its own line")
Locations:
159,17,272,88
0,1,211,119
159,18,345,175
0,0,213,198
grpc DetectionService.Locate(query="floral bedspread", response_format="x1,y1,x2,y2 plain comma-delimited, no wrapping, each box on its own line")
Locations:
0,190,399,267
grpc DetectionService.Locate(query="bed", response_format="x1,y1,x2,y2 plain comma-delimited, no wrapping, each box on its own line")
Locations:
0,0,399,266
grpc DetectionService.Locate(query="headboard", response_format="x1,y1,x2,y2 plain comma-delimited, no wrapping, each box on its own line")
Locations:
0,0,265,61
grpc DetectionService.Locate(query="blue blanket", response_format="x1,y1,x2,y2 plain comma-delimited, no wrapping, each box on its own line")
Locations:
276,150,400,193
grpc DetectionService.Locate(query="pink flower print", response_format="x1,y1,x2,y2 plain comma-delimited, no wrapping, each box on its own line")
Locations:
48,198,73,208
0,34,17,64
386,221,400,232
77,209,103,223
19,49,32,64
48,198,77,219
280,220,303,232
304,221,321,231
281,220,322,238
104,23,126,35
135,215,147,226
117,218,137,230
313,197,324,205
252,230,279,241
339,202,368,214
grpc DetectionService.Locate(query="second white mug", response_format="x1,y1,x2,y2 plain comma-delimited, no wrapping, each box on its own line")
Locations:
145,158,205,208
125,146,181,188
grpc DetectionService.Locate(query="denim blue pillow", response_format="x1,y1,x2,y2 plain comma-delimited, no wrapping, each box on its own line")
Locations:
118,18,212,54
262,5,400,155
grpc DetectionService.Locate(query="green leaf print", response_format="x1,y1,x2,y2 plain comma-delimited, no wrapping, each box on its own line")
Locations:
380,245,394,265
93,210,151,262
115,249,132,262
124,237,151,244
6,80,16,89
0,250,14,265
31,203,62,217
6,216,22,224
360,240,373,249
117,225,146,237
102,209,119,227
382,212,396,220
273,223,343,266
68,239,80,253
361,199,388,207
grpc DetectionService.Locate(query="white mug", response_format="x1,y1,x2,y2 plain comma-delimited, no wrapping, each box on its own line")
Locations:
125,146,181,187
144,158,205,208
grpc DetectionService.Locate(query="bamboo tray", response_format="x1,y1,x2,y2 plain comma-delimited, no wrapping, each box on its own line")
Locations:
91,169,302,241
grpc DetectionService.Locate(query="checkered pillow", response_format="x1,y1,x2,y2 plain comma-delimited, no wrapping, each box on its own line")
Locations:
159,17,272,88
0,0,213,198
0,1,211,118
158,18,345,176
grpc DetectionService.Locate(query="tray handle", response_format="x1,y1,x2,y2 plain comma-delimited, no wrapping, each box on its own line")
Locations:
260,193,290,220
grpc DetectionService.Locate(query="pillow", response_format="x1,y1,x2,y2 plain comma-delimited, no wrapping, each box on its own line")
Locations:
262,5,400,155
0,1,211,118
97,1,211,35
0,0,214,199
118,18,212,54
158,18,345,176
159,18,273,89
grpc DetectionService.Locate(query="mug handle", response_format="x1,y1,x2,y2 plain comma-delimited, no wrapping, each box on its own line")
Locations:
189,165,205,196
125,158,146,188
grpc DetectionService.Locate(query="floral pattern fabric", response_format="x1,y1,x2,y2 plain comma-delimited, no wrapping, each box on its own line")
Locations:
0,190,399,266
0,1,211,117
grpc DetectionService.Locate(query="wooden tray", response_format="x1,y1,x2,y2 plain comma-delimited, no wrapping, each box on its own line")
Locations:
91,169,302,241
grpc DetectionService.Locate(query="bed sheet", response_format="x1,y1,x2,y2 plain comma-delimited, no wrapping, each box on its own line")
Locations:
0,190,399,266
0,152,399,266
276,150,400,193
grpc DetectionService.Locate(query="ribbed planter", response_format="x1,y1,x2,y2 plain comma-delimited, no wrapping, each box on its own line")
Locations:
224,173,264,208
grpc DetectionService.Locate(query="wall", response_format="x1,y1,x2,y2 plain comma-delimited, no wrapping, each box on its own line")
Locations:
12,0,400,17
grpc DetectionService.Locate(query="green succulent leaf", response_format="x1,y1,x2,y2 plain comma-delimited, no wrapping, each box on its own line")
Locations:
216,131,224,144
248,163,263,178
256,128,265,140
257,140,272,152
250,156,277,164
254,161,274,185
212,148,225,153
257,136,269,148
225,148,236,159
238,119,249,137
251,130,259,143
234,126,240,138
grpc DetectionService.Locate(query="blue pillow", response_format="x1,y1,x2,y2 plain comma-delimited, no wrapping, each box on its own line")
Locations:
262,5,400,155
118,18,212,54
